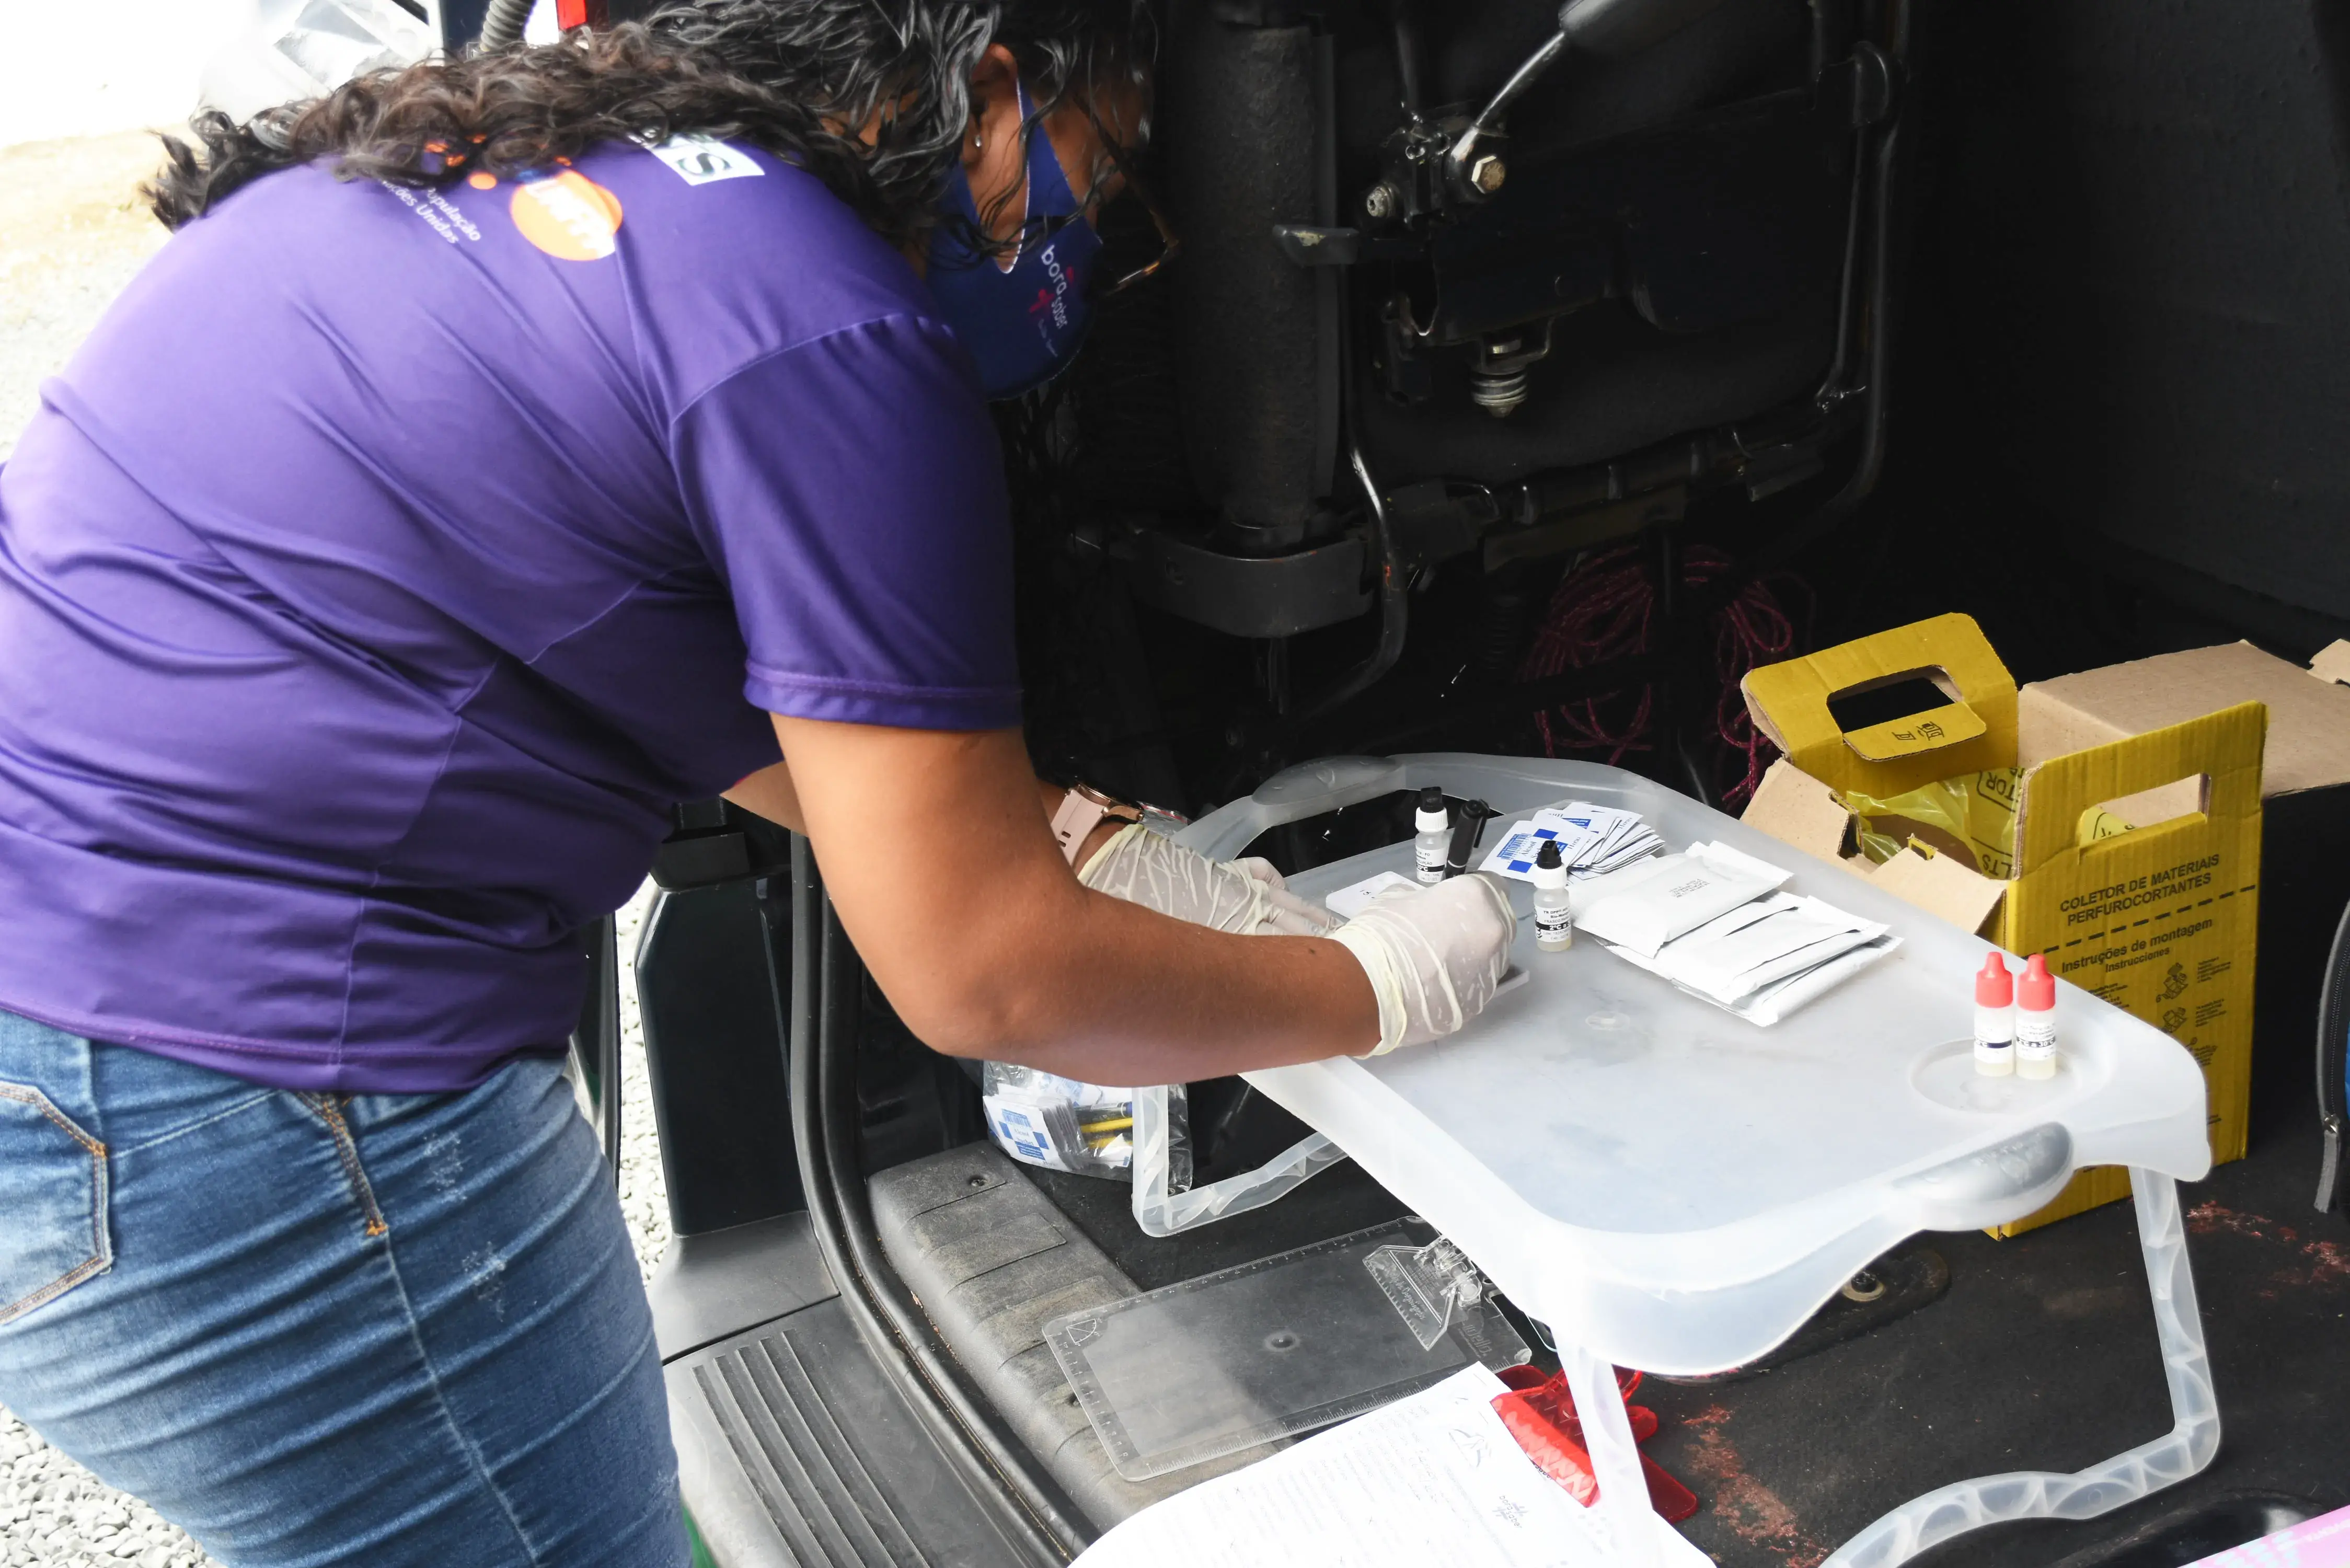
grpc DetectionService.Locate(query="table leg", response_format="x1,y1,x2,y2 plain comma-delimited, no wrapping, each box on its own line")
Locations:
1819,1170,2221,1567
1564,1341,1664,1568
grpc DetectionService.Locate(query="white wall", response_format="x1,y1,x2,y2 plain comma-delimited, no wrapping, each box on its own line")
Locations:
0,0,257,148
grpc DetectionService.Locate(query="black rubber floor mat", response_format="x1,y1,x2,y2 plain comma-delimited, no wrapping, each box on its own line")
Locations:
1657,1248,1952,1387
1022,1151,1412,1291
870,1144,1292,1530
667,1297,1032,1568
1638,1120,2350,1568
2042,1492,2325,1568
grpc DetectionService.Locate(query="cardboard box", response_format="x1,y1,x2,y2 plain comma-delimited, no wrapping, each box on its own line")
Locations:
1741,614,2266,1236
2021,640,2350,1145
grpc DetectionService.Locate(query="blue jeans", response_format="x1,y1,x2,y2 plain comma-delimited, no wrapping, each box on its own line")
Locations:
0,1011,689,1568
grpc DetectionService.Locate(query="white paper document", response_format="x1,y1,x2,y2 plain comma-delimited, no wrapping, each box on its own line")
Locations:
1072,1367,1710,1568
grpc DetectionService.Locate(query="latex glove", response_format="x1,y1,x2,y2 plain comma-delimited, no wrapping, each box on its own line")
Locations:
1079,823,1339,937
1327,874,1516,1056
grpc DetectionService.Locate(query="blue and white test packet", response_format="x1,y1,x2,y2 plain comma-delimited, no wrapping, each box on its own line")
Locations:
1477,802,1658,881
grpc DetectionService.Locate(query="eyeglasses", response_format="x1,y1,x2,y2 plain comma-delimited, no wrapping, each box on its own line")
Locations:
1021,124,1179,296
1089,133,1180,298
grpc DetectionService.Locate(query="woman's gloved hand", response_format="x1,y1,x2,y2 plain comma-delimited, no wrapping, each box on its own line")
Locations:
1078,823,1339,937
1326,874,1516,1055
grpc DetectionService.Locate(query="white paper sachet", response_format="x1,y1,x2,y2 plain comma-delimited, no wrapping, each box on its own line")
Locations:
1669,891,1794,950
1574,841,1793,957
1563,851,1684,923
1665,894,1890,1005
1596,922,1903,1025
1734,934,1902,1026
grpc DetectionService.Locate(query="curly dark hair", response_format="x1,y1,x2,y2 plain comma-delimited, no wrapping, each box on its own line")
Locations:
144,0,1152,253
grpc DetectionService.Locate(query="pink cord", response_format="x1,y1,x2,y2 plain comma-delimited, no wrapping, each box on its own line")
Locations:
1516,546,1806,805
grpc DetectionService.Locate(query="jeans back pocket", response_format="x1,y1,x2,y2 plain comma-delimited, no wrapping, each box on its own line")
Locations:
0,1080,111,1325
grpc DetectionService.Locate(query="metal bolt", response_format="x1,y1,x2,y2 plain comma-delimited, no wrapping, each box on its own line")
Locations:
1840,1269,1887,1303
1363,183,1398,221
1469,155,1506,194
1470,365,1530,417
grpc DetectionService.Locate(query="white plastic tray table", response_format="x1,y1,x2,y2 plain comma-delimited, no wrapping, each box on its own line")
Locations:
1172,755,2218,1568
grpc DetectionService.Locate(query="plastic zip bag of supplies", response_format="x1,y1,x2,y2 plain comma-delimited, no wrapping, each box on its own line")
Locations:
983,1063,1193,1186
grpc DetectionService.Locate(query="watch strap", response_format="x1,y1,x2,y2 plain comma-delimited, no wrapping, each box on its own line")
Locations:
1051,785,1141,867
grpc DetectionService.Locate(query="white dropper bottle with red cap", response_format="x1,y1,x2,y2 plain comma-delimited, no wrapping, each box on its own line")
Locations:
2017,953,2057,1079
1974,953,2015,1077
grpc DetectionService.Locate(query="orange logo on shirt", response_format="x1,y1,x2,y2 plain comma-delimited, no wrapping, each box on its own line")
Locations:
510,170,623,260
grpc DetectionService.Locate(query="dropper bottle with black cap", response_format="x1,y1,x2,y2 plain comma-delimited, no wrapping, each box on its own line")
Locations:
1532,839,1573,951
1412,787,1450,885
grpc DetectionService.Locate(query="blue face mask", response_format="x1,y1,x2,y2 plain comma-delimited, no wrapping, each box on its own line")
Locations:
926,84,1103,401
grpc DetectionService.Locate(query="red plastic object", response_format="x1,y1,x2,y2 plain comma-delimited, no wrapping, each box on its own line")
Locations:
2019,952,2055,1012
555,0,608,29
1491,1366,1700,1524
1975,951,2013,1006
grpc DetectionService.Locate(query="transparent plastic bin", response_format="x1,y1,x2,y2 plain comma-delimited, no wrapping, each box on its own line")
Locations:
1042,1219,1529,1480
1172,754,2218,1568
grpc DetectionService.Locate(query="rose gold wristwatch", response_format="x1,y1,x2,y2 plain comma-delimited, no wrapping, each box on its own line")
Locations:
1050,783,1144,867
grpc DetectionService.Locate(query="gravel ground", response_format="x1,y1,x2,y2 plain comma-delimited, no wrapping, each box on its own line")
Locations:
0,147,676,1550
0,133,172,464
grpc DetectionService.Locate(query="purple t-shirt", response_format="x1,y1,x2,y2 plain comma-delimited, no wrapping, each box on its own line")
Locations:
0,139,1020,1092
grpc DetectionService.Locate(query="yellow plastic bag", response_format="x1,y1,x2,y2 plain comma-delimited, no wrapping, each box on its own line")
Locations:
1840,767,2023,879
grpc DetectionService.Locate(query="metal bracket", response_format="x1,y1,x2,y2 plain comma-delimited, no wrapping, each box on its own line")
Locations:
1271,224,1430,268
1095,521,1372,640
1848,40,1899,127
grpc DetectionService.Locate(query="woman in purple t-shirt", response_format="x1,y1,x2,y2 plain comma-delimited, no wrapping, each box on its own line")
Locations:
0,1,1512,1562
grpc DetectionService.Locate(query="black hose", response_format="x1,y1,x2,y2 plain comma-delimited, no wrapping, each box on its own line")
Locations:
476,0,536,50
1300,442,1410,720
1749,68,1902,573
787,838,1091,1564
2315,896,2350,1214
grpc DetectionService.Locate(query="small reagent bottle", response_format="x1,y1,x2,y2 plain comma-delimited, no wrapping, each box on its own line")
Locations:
2017,953,2057,1079
1532,839,1573,951
1974,952,2015,1077
1413,787,1450,885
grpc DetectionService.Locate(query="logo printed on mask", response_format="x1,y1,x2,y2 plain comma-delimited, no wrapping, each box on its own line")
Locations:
1030,245,1081,331
923,82,1102,400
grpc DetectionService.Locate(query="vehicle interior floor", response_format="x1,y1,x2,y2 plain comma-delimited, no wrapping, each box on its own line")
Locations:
869,1058,2348,1567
